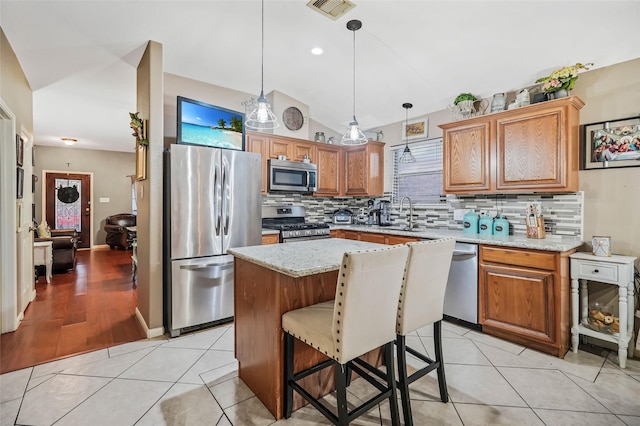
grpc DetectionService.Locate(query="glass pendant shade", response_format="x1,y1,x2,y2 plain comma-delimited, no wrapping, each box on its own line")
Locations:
341,117,367,145
341,20,367,146
245,0,279,130
399,102,416,163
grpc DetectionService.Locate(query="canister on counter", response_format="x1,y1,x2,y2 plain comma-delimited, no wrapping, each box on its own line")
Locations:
493,214,510,236
479,212,493,235
462,210,479,235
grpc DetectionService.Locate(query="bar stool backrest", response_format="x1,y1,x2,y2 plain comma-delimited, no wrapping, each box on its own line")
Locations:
397,238,455,336
332,244,410,363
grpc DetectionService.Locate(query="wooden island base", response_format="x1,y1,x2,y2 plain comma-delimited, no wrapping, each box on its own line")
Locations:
234,257,382,419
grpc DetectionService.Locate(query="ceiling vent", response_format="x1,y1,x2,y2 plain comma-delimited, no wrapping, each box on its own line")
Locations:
306,0,356,20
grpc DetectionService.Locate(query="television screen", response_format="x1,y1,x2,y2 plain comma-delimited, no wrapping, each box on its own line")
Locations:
177,96,245,150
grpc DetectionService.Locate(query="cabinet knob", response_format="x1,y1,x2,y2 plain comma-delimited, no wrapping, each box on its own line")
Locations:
593,269,599,273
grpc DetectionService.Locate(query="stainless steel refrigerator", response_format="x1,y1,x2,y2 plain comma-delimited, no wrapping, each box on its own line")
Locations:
164,144,261,337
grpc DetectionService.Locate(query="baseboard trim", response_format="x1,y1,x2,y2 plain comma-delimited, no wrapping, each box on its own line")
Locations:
135,308,164,339
91,244,110,250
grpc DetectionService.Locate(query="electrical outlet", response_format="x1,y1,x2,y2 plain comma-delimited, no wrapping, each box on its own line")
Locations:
453,209,466,221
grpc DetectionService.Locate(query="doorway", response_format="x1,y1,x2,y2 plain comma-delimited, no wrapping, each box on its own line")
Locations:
44,172,92,248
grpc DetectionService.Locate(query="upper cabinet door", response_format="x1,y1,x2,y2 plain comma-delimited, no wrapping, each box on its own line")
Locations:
442,121,492,193
495,104,576,192
316,144,342,196
291,141,316,162
344,142,384,197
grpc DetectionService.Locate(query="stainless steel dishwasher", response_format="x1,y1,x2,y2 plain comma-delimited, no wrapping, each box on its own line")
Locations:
443,242,479,327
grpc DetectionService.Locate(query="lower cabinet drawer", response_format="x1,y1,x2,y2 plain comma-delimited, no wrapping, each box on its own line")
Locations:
481,246,556,271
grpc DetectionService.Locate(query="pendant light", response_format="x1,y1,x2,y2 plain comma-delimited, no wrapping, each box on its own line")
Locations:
245,0,279,130
399,103,416,163
340,20,367,145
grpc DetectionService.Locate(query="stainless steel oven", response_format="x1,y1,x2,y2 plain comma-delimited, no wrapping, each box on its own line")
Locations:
268,159,317,193
262,205,330,243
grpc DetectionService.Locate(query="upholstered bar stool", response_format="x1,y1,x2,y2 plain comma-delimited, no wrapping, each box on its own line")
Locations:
282,244,410,426
395,238,455,425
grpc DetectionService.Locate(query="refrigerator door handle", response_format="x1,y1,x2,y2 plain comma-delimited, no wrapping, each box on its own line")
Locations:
214,162,221,236
223,162,230,235
179,261,234,270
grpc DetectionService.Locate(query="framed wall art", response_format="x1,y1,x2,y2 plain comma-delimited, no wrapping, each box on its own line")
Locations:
581,116,640,170
17,167,24,199
16,134,24,166
402,116,428,141
135,143,147,181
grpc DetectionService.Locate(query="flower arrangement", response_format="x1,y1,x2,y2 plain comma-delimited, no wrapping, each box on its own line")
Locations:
535,62,593,93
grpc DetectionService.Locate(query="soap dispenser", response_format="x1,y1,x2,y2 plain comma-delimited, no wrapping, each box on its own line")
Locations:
493,214,510,236
462,210,479,235
479,212,494,235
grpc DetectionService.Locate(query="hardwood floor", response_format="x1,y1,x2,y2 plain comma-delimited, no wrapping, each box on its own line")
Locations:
0,248,146,374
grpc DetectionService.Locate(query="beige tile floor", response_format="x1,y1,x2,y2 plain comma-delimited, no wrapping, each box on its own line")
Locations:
1,321,639,426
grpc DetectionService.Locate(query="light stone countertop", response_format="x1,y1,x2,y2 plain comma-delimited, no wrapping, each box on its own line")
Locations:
329,224,584,252
261,228,279,235
228,238,385,278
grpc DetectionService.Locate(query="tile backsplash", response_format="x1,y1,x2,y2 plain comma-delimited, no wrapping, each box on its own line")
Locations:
262,191,584,238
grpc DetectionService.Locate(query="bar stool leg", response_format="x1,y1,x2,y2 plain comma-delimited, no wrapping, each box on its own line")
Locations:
284,332,295,418
384,342,401,425
434,321,448,403
396,335,412,426
335,364,349,426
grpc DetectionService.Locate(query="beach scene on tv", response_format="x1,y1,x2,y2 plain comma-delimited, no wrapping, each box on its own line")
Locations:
180,101,243,150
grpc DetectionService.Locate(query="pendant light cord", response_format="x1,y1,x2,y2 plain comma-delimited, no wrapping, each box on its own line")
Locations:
352,28,356,119
260,0,265,95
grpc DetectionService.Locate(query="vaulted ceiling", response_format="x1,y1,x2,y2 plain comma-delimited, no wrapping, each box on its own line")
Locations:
2,1,639,152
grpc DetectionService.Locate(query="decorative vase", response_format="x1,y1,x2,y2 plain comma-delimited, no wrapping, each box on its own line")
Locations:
490,93,506,113
554,89,569,99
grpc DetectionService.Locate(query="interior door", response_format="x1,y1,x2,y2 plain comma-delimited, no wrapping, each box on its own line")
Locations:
45,172,91,248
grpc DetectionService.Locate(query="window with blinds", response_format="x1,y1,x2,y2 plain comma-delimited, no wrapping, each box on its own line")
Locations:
392,138,443,203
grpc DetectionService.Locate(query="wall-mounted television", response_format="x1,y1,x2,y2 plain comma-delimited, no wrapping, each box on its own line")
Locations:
176,96,245,151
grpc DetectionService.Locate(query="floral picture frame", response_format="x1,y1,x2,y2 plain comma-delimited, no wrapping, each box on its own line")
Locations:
581,116,640,170
402,116,428,141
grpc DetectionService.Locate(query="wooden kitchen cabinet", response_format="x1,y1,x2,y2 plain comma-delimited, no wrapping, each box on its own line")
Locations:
344,141,384,197
268,136,316,162
358,232,387,244
261,234,279,245
247,131,384,197
246,133,268,194
330,230,345,239
479,245,575,357
334,229,420,245
440,96,584,194
386,235,421,245
315,144,342,196
442,121,492,193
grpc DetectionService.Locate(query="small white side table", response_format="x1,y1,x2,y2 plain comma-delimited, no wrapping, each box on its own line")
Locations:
34,240,53,284
570,252,637,368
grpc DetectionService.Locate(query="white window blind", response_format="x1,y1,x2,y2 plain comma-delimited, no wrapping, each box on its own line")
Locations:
392,138,443,203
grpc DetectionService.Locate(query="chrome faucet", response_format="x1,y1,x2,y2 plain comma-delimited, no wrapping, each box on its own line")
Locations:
399,196,415,231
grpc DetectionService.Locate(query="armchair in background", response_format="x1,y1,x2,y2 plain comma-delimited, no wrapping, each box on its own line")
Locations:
104,213,137,249
35,228,78,273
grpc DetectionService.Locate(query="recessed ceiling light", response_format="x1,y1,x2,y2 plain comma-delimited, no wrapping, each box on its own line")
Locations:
311,47,323,55
61,137,78,146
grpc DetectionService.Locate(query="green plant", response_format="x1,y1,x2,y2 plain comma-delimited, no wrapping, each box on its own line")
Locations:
535,62,593,93
129,112,148,146
453,93,477,105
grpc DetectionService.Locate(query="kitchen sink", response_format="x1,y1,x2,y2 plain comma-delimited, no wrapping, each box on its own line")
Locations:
385,226,419,232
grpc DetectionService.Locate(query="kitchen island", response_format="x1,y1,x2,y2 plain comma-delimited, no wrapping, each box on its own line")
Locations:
228,238,386,420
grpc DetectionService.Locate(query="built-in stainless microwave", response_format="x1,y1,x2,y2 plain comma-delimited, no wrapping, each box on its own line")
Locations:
268,159,317,193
